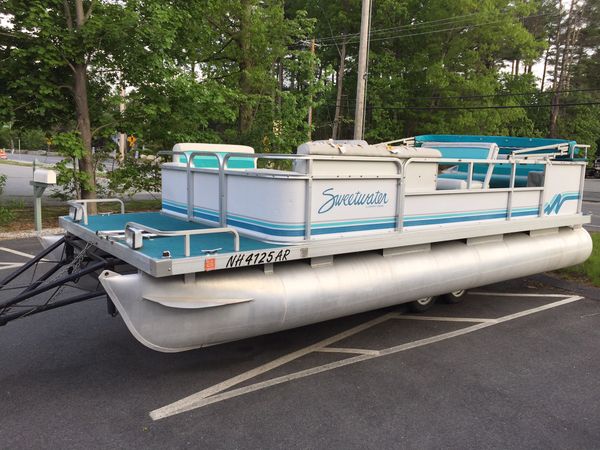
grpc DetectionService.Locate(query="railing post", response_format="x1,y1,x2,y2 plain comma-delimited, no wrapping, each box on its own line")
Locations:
186,154,194,221
396,160,407,231
507,161,516,220
538,164,547,217
467,162,474,189
219,155,227,227
304,158,313,240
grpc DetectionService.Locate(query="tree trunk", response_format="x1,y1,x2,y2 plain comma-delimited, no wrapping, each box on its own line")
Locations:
551,1,563,91
307,38,315,140
549,92,560,138
541,47,549,91
72,0,96,212
238,0,254,135
73,63,96,205
277,58,283,113
332,39,346,140
550,0,577,138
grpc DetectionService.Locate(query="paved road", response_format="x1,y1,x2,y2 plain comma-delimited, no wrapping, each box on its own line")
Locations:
0,239,599,449
0,163,154,204
6,152,64,165
583,178,600,232
0,164,57,200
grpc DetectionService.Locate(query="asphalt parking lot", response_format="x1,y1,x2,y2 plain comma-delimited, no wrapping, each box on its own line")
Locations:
1,237,599,449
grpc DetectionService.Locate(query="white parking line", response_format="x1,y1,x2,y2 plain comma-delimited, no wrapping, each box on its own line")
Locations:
470,291,569,298
151,313,394,417
392,315,497,323
316,347,380,356
150,294,583,420
0,247,37,259
0,247,50,265
0,263,25,271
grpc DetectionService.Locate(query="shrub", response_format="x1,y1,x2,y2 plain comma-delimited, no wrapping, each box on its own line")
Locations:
0,174,15,225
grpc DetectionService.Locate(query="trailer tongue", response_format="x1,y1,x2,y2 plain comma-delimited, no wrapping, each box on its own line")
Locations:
0,236,109,325
0,137,592,352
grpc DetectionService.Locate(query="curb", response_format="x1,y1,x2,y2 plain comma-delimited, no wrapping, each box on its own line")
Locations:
0,228,64,241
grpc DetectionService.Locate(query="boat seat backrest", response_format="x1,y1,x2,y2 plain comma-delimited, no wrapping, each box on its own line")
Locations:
293,140,441,192
171,143,256,169
421,141,499,189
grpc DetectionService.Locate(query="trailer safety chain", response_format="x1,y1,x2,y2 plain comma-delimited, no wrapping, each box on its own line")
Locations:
23,241,94,318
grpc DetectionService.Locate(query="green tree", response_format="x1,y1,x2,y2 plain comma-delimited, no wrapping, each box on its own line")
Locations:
0,0,186,206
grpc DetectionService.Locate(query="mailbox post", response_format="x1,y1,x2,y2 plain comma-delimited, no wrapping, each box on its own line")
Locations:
30,164,57,232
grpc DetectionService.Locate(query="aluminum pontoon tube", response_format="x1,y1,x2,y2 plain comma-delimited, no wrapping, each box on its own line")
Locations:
99,227,592,352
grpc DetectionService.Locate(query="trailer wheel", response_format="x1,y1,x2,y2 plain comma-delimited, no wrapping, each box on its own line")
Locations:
441,290,467,304
408,296,436,313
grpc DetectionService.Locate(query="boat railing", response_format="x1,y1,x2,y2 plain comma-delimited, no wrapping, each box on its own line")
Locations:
159,150,586,241
67,198,125,226
124,221,240,257
401,157,549,231
160,150,404,240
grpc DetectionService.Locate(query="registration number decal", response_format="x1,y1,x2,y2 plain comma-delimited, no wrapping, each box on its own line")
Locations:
225,249,291,268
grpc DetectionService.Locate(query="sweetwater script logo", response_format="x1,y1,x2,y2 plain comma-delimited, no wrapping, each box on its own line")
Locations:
318,187,389,214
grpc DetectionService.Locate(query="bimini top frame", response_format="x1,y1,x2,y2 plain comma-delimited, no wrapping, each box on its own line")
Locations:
384,135,590,160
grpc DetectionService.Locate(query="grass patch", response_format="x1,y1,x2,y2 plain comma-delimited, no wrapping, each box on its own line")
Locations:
0,159,45,168
0,198,162,233
557,232,600,287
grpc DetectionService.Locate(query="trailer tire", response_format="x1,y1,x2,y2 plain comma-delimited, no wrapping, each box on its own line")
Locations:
441,290,467,304
408,296,436,313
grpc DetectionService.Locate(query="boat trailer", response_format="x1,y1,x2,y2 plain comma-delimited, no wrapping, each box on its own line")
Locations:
0,235,116,326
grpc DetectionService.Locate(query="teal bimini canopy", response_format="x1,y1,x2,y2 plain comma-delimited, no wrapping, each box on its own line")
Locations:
415,134,579,158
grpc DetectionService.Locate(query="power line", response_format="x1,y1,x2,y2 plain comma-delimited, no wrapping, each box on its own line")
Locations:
318,20,514,46
315,10,556,43
315,12,485,43
362,101,600,111
338,87,600,104
317,12,559,47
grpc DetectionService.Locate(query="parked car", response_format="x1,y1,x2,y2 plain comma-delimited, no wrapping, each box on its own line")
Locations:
587,157,600,178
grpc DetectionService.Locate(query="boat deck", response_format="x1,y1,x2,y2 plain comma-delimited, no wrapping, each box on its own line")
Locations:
60,210,590,278
74,212,279,259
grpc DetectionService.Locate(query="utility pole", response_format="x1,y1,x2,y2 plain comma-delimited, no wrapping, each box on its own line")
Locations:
332,36,347,140
307,38,316,140
353,0,372,140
